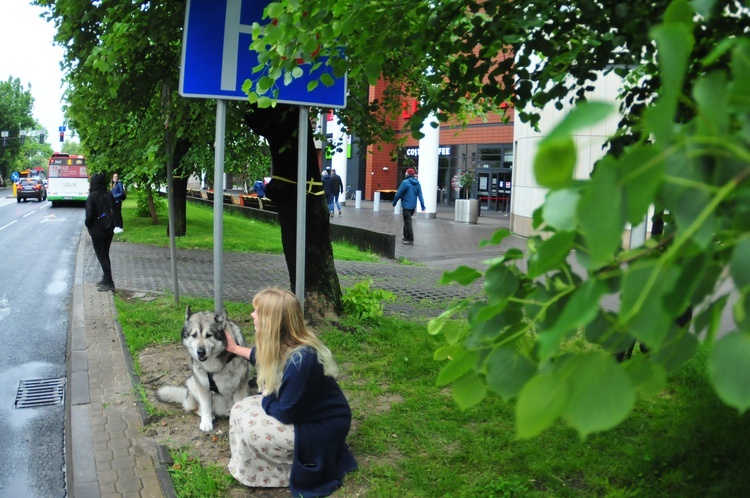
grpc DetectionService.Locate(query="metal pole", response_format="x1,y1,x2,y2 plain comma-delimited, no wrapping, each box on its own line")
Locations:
166,143,179,304
214,99,227,313
295,107,308,311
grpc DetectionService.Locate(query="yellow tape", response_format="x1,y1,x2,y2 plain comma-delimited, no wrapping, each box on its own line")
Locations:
269,175,324,196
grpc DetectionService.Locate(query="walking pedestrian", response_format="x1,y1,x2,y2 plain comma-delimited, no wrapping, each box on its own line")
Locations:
392,168,426,244
85,172,116,291
321,169,335,217
224,288,358,497
110,173,125,233
330,168,343,215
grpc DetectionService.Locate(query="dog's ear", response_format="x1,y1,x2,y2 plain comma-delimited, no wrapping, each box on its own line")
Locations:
185,305,192,320
216,308,228,326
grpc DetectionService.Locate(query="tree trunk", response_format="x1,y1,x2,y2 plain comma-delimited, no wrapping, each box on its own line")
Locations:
171,139,191,237
244,105,342,320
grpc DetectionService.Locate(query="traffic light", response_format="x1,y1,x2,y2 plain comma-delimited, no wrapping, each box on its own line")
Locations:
59,131,64,142
39,134,45,144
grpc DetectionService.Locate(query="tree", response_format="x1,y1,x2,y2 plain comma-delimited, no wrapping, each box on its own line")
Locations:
247,0,750,437
0,77,37,183
36,0,343,316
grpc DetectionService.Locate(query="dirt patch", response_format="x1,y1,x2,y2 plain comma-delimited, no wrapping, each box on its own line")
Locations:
138,343,372,497
138,343,294,497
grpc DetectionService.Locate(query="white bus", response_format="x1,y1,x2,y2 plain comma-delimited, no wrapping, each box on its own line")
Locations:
47,153,89,206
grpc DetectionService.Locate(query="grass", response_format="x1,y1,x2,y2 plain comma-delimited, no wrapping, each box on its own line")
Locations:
114,198,381,262
115,294,750,497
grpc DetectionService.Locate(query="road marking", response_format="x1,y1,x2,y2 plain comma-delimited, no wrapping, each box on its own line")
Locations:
0,220,18,231
40,213,66,223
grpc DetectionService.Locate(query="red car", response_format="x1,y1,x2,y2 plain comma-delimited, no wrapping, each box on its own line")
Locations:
17,178,48,203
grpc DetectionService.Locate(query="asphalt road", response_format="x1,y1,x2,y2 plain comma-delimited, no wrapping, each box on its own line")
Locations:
0,195,83,497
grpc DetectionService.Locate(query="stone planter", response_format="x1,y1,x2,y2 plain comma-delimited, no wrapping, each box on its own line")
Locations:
454,198,479,224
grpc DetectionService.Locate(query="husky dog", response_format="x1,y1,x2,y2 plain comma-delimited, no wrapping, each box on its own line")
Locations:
156,306,253,431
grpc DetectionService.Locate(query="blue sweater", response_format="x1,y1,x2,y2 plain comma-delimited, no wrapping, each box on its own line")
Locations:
253,346,358,497
392,177,425,210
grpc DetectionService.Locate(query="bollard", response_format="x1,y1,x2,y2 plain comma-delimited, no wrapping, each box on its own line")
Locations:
373,191,381,211
393,199,401,215
355,190,362,209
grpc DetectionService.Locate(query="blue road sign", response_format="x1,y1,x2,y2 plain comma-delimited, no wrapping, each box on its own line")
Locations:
180,0,347,108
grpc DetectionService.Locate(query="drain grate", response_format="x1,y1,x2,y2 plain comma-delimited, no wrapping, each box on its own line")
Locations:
14,377,66,409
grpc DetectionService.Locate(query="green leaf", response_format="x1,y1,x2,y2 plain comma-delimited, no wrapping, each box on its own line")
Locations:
545,101,614,142
620,262,677,349
452,371,487,410
516,374,570,439
257,96,273,108
585,311,637,354
436,348,478,387
427,318,443,336
708,332,750,414
650,24,694,116
479,228,511,247
485,348,537,400
266,2,285,19
440,266,482,285
542,189,580,232
291,66,304,79
320,73,335,87
560,353,636,439
307,80,319,92
539,279,607,359
527,231,576,278
483,264,519,303
434,343,463,361
649,327,698,373
364,62,382,85
663,0,694,27
534,137,575,190
730,237,750,291
693,71,729,136
617,145,664,225
442,320,464,345
256,75,275,94
577,161,624,268
622,356,667,399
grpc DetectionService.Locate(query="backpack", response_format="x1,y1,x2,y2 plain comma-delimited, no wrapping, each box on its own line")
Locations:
97,194,115,231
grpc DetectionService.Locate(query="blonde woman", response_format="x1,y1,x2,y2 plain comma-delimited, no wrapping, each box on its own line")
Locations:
224,288,357,497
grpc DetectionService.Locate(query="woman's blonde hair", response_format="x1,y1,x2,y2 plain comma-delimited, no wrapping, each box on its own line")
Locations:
253,288,338,395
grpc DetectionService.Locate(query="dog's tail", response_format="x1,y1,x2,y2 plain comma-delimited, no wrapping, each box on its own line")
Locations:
156,386,188,404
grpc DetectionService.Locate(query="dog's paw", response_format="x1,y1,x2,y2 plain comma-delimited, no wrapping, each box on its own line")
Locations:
200,419,214,432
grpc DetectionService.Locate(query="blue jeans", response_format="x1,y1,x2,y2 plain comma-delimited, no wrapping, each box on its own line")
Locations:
333,194,341,211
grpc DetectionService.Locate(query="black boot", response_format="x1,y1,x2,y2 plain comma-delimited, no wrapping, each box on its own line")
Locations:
97,280,115,292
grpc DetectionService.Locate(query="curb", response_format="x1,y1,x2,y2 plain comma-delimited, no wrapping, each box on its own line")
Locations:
111,306,179,498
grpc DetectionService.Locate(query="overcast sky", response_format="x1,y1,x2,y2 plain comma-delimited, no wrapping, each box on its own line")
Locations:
0,2,67,147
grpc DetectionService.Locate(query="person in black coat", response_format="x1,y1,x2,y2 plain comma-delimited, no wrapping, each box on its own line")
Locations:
225,288,357,497
85,172,116,291
330,168,343,215
321,169,335,217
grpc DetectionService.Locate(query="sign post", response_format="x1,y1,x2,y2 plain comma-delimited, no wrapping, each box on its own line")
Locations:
181,0,346,312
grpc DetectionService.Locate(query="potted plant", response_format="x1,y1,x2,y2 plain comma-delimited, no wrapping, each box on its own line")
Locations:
459,171,475,198
454,171,479,223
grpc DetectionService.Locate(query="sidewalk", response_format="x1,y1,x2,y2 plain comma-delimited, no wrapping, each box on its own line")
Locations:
67,199,524,497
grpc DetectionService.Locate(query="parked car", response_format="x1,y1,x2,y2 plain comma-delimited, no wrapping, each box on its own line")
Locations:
17,178,47,203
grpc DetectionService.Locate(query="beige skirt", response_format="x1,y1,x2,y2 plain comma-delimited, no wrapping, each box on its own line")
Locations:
228,395,295,488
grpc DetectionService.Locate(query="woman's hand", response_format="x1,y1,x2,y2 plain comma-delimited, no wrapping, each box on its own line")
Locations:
224,328,239,353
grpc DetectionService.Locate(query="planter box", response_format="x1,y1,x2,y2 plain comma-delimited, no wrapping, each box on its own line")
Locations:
454,198,479,224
